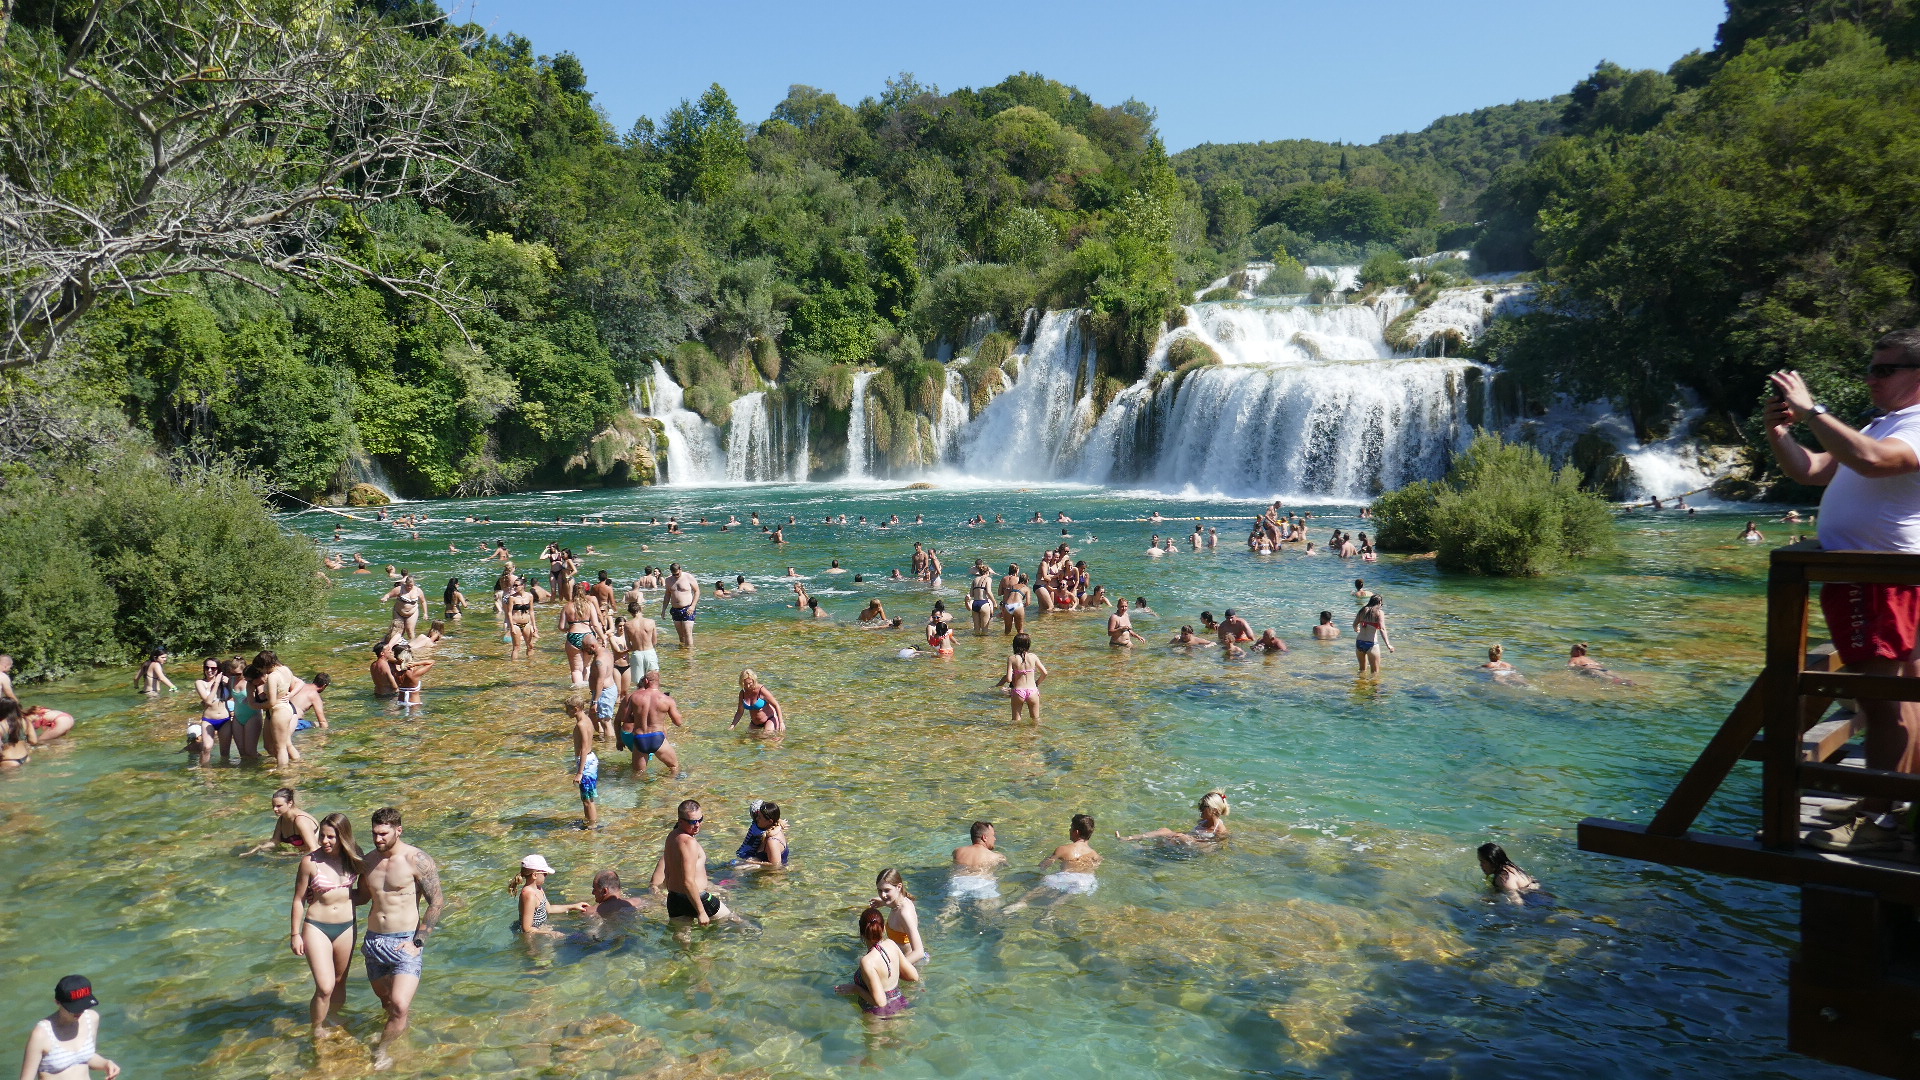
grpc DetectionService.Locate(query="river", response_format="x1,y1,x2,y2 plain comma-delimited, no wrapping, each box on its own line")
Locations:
0,483,1843,1079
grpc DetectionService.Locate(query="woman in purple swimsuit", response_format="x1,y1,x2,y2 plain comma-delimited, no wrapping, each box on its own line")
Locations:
849,906,916,1017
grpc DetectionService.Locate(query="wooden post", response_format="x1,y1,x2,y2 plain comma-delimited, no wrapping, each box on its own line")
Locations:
1763,553,1810,850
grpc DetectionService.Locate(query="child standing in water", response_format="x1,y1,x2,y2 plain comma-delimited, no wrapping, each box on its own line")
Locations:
574,743,600,829
869,869,926,964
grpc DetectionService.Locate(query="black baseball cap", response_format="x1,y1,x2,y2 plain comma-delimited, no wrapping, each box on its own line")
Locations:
54,976,97,1009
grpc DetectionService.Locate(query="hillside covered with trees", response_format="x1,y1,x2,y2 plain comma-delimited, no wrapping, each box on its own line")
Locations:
1171,98,1565,264
1467,1,1920,443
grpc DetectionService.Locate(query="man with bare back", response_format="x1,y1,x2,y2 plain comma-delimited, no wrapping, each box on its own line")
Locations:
360,806,444,1071
615,669,684,776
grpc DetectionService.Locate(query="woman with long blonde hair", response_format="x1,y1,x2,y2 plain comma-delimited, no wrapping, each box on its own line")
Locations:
730,669,785,732
1117,790,1231,844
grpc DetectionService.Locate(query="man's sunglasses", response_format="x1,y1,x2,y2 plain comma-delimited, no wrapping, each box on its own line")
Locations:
1868,363,1920,379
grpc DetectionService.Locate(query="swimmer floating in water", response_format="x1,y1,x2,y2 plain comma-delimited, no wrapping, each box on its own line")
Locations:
1116,790,1230,845
1478,842,1540,903
1568,642,1634,685
1004,813,1101,912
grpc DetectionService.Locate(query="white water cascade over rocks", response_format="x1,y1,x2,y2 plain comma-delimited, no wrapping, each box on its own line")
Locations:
624,263,1718,497
844,371,877,480
958,310,1101,479
638,362,727,485
635,365,812,484
1078,295,1491,498
724,391,811,482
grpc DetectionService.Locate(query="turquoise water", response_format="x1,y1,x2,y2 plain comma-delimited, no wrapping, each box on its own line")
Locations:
0,483,1847,1078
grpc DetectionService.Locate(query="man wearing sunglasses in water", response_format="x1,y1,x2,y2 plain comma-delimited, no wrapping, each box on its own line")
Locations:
1766,329,1920,854
650,799,736,927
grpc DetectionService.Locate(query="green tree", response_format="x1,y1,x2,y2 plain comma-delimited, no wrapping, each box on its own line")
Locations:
660,83,751,202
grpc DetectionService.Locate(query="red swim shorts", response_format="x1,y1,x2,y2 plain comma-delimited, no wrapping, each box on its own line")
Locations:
1820,582,1920,667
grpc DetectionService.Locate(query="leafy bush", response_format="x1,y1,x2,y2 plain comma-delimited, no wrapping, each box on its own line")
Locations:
1254,253,1311,295
1199,287,1237,302
1359,251,1411,289
0,454,327,677
1371,433,1616,576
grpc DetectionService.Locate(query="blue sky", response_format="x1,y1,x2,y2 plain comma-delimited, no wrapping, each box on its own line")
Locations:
452,1,1726,150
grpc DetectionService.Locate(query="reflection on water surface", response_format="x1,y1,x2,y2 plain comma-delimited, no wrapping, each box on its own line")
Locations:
0,486,1849,1077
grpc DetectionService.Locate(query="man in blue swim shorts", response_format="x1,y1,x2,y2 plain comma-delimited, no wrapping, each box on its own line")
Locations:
663,563,700,648
360,806,442,1070
615,670,684,776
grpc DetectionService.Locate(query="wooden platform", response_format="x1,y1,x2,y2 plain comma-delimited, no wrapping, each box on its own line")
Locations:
1577,545,1920,1079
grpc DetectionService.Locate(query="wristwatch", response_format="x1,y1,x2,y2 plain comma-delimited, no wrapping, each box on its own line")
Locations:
1809,403,1830,416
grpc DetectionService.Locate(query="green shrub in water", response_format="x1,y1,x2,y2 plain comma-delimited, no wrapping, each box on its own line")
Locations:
1372,433,1616,576
0,454,327,678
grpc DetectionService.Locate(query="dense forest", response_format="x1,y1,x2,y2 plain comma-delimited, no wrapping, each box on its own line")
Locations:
1171,97,1565,264
1466,0,1920,443
4,0,1566,504
6,1,1220,499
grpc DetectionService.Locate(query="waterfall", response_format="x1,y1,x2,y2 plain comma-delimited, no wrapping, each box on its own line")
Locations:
932,368,970,460
720,391,810,482
845,371,876,480
724,392,775,482
959,311,1098,479
345,450,403,501
1072,291,1493,498
789,394,811,481
638,362,726,485
1082,359,1486,499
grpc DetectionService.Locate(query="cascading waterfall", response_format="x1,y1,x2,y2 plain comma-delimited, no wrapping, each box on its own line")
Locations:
958,310,1099,479
605,262,1711,498
638,362,726,485
721,391,811,482
724,392,775,482
788,394,811,482
1081,358,1487,499
932,369,970,460
844,371,876,480
345,450,403,501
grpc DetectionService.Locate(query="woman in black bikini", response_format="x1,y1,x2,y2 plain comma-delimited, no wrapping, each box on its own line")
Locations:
561,593,599,687
248,787,319,855
290,812,365,1038
507,580,538,660
848,906,917,1018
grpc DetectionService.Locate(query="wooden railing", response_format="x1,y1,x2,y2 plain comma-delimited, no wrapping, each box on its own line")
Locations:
1580,542,1920,904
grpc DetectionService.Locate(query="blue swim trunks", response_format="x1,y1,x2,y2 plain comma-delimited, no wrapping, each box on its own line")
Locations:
362,931,423,980
620,730,665,756
594,684,618,720
671,605,696,623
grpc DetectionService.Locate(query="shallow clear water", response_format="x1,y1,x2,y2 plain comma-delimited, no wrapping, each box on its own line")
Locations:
1,484,1849,1079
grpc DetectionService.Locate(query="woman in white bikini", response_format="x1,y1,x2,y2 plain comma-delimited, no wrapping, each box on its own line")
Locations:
20,975,118,1079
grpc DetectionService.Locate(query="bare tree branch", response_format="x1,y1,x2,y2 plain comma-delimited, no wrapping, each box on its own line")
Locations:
0,0,496,370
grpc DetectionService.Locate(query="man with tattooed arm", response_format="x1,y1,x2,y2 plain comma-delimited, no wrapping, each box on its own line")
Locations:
359,806,444,1071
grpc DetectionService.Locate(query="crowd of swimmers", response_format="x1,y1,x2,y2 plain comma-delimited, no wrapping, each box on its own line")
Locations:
10,500,1590,1074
